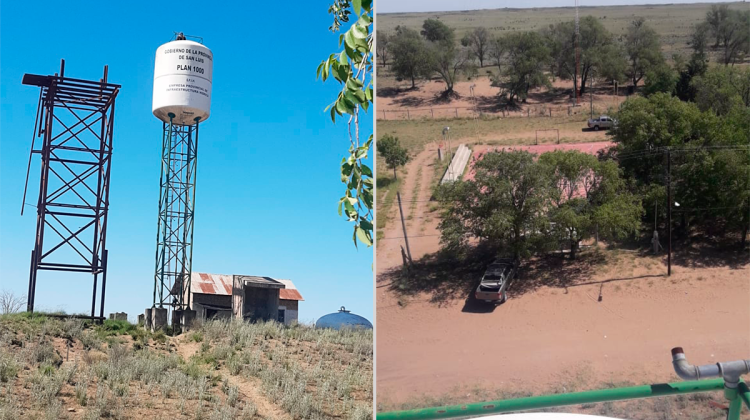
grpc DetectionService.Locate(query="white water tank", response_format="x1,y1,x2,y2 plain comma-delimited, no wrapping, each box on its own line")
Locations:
152,37,213,126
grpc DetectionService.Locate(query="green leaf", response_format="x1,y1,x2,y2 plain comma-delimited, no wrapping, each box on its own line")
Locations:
352,0,361,16
352,23,368,40
344,199,356,214
357,14,371,27
361,164,372,176
356,226,372,247
362,189,373,209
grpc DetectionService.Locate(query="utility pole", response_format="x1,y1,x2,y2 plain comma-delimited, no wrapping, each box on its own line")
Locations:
590,91,594,119
667,147,672,276
397,191,412,263
573,0,593,105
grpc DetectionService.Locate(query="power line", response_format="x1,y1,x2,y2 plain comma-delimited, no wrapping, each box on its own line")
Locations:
378,233,441,241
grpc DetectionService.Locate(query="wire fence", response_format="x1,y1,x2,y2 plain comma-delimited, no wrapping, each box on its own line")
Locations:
378,103,601,121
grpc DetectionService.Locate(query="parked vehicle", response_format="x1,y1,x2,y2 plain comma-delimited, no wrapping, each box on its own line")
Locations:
587,115,615,131
474,258,518,304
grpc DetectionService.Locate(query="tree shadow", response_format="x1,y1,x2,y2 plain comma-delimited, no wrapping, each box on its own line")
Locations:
380,243,614,307
378,86,420,99
392,95,430,108
527,88,571,106
512,251,608,296
376,176,395,189
474,95,512,113
379,243,499,306
670,233,749,270
380,231,748,310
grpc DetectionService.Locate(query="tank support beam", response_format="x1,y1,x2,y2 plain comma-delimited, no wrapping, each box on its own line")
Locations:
153,117,200,311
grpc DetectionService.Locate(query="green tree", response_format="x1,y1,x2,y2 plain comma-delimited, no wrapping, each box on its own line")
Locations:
624,18,664,88
421,19,455,43
610,93,749,248
544,16,623,96
706,4,730,48
376,134,410,180
643,63,678,97
675,22,709,102
376,30,391,66
692,66,750,115
487,35,507,72
435,150,554,258
718,10,750,66
539,151,642,259
317,0,374,248
390,26,432,88
420,20,467,95
425,38,468,95
493,31,551,104
461,27,490,68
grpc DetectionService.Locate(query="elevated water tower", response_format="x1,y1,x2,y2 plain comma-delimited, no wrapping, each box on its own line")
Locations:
150,33,213,328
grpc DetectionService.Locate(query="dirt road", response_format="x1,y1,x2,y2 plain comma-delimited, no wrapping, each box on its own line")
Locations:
376,146,750,408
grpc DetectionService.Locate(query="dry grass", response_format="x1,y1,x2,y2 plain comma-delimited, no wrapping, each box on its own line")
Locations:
378,113,596,153
0,313,372,420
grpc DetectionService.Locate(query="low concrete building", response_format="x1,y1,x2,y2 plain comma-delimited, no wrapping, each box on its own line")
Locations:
186,272,303,324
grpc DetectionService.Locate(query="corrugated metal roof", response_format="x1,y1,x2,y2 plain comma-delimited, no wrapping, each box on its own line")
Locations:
280,289,304,301
191,272,234,296
238,275,283,288
191,273,303,300
277,279,304,301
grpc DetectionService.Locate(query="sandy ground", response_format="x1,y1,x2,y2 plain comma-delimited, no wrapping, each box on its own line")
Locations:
377,77,626,119
375,145,750,408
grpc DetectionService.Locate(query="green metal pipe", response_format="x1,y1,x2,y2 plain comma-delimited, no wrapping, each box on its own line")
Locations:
726,391,741,420
738,381,750,411
377,379,725,420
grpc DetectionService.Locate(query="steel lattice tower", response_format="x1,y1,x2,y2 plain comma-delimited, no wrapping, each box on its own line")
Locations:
22,60,120,319
153,115,200,309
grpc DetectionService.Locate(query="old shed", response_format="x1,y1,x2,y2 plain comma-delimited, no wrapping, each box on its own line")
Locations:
187,272,304,324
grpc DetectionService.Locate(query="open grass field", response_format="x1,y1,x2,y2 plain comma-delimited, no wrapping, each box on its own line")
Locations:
0,314,372,420
377,113,608,153
377,2,750,61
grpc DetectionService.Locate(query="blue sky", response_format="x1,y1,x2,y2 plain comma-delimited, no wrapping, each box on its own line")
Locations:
378,0,737,13
0,1,373,324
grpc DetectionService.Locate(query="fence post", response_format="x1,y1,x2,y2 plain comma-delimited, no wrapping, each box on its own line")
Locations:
382,109,386,120
549,108,552,118
431,108,434,118
455,108,458,118
407,108,410,120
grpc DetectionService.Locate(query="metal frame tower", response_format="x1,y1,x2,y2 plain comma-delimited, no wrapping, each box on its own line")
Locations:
573,0,581,104
22,60,120,319
153,115,201,310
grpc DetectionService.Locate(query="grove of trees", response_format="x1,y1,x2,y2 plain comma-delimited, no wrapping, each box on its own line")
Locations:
435,149,643,259
376,6,750,104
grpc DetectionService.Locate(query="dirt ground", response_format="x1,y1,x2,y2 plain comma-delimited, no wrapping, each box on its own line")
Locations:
377,76,626,120
375,146,750,410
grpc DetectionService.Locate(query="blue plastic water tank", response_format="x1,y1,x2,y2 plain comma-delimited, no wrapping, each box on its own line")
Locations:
315,307,373,330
